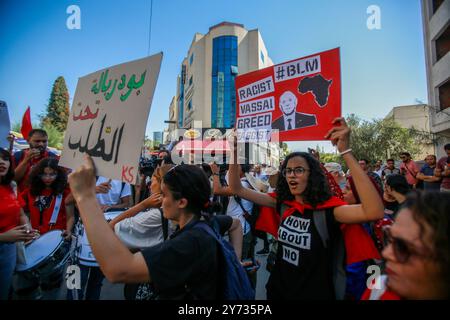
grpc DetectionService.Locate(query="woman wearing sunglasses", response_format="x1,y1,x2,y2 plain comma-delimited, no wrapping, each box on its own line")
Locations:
363,191,449,300
228,118,384,300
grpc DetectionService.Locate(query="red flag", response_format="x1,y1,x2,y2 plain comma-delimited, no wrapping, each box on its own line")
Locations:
21,106,32,139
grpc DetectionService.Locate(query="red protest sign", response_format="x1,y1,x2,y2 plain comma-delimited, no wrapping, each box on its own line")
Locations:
235,48,341,142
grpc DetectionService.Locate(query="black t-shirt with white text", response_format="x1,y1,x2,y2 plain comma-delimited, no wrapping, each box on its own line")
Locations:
266,208,339,300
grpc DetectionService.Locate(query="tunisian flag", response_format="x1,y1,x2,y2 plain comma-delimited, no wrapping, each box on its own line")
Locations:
21,106,32,139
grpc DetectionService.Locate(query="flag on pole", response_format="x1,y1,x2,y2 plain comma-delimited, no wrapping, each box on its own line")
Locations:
21,106,32,139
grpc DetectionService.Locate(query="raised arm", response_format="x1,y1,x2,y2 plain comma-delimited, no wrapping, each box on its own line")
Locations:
109,192,162,229
325,118,384,224
69,155,150,284
210,163,234,196
228,162,276,208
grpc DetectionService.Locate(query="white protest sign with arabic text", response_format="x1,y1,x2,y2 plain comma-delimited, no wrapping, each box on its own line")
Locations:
60,53,163,184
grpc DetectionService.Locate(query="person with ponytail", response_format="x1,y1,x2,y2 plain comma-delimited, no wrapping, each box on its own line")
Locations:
68,157,239,299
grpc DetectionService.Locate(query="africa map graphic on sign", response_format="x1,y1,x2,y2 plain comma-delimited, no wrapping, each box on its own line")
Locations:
298,74,333,107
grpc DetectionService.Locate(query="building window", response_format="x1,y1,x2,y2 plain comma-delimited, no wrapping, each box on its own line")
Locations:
260,51,265,63
187,100,193,110
178,67,185,128
435,24,450,62
189,76,193,86
190,53,194,65
438,78,450,110
432,0,444,14
211,35,238,128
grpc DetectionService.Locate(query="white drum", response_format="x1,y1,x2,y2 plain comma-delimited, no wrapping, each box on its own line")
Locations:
75,210,124,267
15,230,71,278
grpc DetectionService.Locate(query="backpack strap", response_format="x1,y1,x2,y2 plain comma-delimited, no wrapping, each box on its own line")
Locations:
49,193,63,226
312,210,329,248
159,208,169,241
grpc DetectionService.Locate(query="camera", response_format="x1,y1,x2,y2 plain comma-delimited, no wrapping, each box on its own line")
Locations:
139,155,162,177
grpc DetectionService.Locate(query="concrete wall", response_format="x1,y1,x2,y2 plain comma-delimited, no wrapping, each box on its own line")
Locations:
421,0,450,149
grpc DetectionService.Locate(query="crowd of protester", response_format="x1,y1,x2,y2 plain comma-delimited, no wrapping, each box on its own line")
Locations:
1,123,449,300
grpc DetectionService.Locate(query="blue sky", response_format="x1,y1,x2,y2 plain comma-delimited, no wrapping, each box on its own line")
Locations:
0,0,427,152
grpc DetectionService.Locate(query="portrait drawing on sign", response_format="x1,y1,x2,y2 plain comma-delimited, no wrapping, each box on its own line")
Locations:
272,91,317,132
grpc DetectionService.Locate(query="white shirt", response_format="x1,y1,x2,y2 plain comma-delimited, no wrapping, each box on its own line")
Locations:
225,176,254,235
96,176,131,206
115,208,168,250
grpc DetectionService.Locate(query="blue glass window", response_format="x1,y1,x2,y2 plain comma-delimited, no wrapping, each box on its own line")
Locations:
190,53,194,65
211,36,238,128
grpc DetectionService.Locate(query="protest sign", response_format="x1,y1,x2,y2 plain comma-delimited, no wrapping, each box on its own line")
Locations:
0,101,11,149
60,53,163,184
235,48,341,142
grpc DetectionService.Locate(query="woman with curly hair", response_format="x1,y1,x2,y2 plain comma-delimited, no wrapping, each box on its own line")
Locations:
228,118,384,300
20,158,74,239
362,190,449,300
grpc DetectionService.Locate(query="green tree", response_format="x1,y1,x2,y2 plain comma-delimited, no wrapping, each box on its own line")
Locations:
41,76,70,132
280,142,290,158
41,123,64,149
346,114,422,163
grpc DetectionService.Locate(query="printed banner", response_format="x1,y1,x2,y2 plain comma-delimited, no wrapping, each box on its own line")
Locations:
60,53,163,184
235,48,341,142
0,101,11,149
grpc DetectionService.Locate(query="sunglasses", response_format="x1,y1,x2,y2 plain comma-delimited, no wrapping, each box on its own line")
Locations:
384,226,429,263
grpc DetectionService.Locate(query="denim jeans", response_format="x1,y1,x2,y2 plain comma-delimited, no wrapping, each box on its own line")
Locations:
0,242,16,300
66,264,105,300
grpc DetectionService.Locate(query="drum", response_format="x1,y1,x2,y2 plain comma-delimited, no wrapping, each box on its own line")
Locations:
75,210,124,267
15,230,71,280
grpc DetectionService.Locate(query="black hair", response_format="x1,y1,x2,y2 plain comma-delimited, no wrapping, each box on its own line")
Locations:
0,148,14,185
29,158,67,196
200,163,212,178
400,152,411,157
386,174,410,195
240,164,251,174
28,129,48,139
402,190,449,298
276,152,332,209
425,155,436,161
386,158,395,163
444,144,450,151
359,159,369,165
163,165,221,217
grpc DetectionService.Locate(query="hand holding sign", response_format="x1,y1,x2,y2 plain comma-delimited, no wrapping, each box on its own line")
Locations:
68,154,97,202
324,117,351,153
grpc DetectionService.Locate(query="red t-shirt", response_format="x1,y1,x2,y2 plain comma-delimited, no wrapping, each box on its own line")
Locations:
19,187,70,234
13,149,60,193
0,184,22,233
437,156,450,189
400,160,419,186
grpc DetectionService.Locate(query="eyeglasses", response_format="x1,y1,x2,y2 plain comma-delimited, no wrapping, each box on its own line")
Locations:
384,226,430,263
282,166,309,177
39,173,57,179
